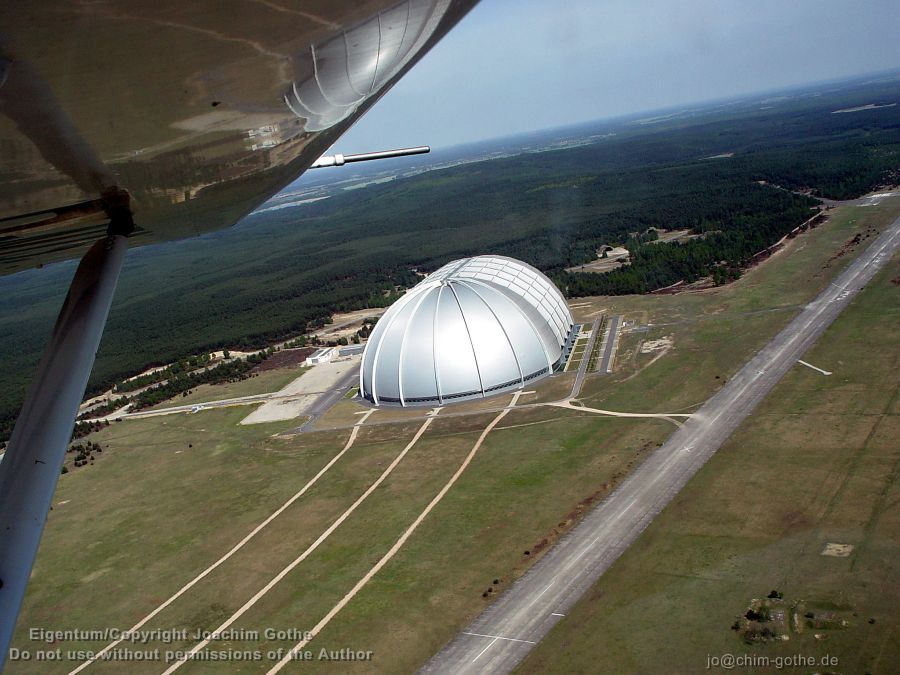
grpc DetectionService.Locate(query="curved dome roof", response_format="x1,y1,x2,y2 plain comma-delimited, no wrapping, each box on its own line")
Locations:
360,255,574,406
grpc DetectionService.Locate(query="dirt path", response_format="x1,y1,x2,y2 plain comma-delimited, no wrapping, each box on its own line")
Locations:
161,409,441,674
267,392,524,673
69,409,376,675
548,400,690,427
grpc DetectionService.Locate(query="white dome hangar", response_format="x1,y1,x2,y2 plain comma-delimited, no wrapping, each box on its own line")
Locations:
360,255,575,406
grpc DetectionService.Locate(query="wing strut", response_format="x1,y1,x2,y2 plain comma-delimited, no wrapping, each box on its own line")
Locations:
0,227,129,666
309,145,429,168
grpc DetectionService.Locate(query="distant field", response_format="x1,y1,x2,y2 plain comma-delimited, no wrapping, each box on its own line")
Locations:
518,224,899,675
8,194,897,672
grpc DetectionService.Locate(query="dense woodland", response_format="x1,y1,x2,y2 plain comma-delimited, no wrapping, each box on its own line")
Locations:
1,75,898,439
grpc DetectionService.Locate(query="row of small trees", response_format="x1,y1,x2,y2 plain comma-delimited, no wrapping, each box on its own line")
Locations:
66,440,103,470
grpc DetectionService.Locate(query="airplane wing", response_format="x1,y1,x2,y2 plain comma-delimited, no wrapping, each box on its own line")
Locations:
0,1,479,663
0,0,479,275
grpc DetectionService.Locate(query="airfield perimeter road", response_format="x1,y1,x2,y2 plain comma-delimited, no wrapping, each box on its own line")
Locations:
421,215,900,674
114,366,359,423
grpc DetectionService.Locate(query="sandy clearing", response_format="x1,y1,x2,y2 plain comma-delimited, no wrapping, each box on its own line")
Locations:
831,102,896,114
565,246,630,274
640,336,673,353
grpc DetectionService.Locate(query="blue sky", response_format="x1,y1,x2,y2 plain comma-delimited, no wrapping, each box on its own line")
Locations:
330,0,900,154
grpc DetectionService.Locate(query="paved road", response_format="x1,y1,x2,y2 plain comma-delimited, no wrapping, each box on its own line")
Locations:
113,365,360,423
598,314,622,374
119,393,270,419
287,369,360,433
421,216,900,674
571,319,600,398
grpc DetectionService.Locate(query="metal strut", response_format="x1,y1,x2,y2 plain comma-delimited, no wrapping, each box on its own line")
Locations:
0,233,128,666
308,145,429,168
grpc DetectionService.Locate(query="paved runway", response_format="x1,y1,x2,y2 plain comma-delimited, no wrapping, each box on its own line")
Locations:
571,318,600,397
421,215,900,674
598,314,622,374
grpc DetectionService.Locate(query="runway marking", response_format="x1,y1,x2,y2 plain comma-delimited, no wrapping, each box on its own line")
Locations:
550,612,565,617
162,410,434,674
70,408,377,674
473,637,499,662
798,359,832,375
534,581,554,602
267,394,523,673
462,632,537,645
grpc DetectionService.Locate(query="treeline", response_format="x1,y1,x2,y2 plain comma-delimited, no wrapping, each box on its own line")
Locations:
114,353,213,393
72,419,108,440
128,351,269,410
551,184,818,295
75,351,273,422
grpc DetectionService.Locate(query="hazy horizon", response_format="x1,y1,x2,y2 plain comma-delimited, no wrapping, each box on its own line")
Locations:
330,0,900,155
291,67,899,192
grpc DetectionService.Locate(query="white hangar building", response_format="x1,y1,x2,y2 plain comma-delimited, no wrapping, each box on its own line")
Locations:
360,255,575,406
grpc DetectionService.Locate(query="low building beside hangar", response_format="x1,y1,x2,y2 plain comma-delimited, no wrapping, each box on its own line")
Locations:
305,347,336,366
360,255,575,406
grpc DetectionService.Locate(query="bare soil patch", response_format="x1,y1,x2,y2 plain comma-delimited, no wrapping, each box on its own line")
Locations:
252,348,315,373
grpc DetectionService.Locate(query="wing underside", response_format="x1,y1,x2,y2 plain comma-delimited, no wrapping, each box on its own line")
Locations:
0,0,478,275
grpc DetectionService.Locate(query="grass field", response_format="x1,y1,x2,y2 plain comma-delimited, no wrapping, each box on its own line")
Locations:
7,198,898,673
12,404,669,674
517,234,899,674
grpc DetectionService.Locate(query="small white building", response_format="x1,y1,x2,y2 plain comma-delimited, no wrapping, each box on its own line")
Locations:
305,347,336,366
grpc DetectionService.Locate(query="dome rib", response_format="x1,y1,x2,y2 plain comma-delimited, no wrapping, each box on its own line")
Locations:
397,283,436,406
367,286,421,405
433,284,444,404
460,277,552,374
457,279,524,385
463,278,558,369
446,281,486,397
